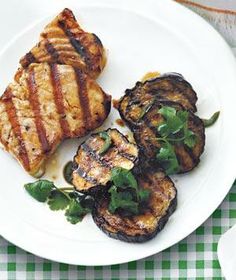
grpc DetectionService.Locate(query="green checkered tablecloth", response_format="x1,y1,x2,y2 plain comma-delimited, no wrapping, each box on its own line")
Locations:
0,181,235,279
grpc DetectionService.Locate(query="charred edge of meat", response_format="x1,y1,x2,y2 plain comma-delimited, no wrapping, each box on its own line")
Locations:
132,100,205,174
72,128,139,195
92,171,177,243
118,73,198,128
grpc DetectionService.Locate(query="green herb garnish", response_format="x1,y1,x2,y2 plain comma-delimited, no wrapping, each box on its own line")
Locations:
65,199,92,224
156,106,197,174
63,161,74,185
99,131,112,154
48,189,70,211
156,142,180,174
202,111,220,128
108,186,139,215
24,180,54,202
108,167,150,215
24,180,93,224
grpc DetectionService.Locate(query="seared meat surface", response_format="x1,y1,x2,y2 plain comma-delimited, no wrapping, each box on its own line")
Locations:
0,63,111,177
20,8,106,79
119,73,197,127
72,129,138,193
93,170,177,243
133,101,205,173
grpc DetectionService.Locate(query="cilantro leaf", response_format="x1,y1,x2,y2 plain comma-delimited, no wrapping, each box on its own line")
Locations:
138,189,150,203
65,199,91,224
111,167,138,190
99,131,112,154
184,129,197,148
156,142,180,175
156,106,198,174
158,106,176,119
47,190,70,211
24,180,55,202
108,186,139,215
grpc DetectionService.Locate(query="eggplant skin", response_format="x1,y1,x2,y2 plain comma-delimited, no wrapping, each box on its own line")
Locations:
132,100,205,173
72,128,139,195
119,73,197,128
92,171,177,243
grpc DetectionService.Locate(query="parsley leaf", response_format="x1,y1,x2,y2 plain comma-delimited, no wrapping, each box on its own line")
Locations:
99,131,112,154
24,180,55,202
47,190,70,211
108,186,139,215
65,199,91,224
111,167,138,189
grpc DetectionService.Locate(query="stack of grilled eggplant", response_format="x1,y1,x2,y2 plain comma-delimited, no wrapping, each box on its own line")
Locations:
71,73,205,243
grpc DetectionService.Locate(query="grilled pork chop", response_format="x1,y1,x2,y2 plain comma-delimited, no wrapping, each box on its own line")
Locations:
72,129,138,194
93,170,177,243
20,8,106,79
119,73,197,127
0,63,111,177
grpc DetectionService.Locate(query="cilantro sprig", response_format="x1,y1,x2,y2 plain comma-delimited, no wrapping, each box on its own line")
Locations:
156,106,197,175
108,167,150,216
24,180,93,224
99,131,112,154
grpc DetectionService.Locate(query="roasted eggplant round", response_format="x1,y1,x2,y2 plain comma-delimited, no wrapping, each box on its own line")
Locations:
119,73,197,127
92,170,177,243
133,100,205,173
72,129,139,194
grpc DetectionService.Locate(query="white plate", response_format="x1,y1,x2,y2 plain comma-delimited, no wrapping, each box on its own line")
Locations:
0,0,236,266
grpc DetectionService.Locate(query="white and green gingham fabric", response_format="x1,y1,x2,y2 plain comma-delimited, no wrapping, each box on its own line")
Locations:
1,181,235,280
0,1,236,279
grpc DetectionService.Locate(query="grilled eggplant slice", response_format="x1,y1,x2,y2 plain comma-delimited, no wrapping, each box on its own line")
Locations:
20,8,106,79
72,129,139,193
133,100,205,173
0,63,111,177
92,170,177,243
119,73,197,127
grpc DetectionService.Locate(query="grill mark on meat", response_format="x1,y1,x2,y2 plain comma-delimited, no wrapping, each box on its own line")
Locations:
74,68,92,130
45,41,61,63
49,63,71,137
75,165,98,184
81,143,112,169
58,20,92,70
27,69,51,154
21,51,36,68
3,89,30,170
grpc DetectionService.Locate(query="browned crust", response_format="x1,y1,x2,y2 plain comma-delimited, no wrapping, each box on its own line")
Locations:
49,63,71,137
45,41,61,63
74,68,92,130
2,89,30,171
27,69,51,154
